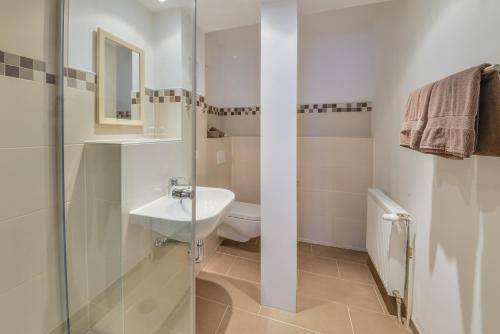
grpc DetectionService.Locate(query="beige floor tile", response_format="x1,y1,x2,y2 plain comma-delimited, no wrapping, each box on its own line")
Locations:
196,272,261,313
298,271,383,313
297,242,312,255
203,253,236,275
313,245,368,263
349,307,409,334
298,257,340,278
218,240,261,261
297,253,314,266
227,258,261,283
260,294,352,334
218,308,313,334
373,286,391,315
197,298,228,334
156,293,193,334
338,261,375,285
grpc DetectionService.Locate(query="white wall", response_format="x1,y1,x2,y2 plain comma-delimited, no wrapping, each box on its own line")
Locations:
206,24,261,108
205,6,379,137
153,9,183,89
68,0,201,92
372,1,500,333
298,5,379,137
299,5,376,104
68,0,155,86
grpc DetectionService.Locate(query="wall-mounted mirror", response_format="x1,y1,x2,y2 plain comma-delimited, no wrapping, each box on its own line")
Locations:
97,28,145,126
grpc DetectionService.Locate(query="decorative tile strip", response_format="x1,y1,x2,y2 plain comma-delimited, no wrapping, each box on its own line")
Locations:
201,102,372,117
298,102,372,114
64,67,96,92
207,106,261,116
150,88,185,104
0,49,56,85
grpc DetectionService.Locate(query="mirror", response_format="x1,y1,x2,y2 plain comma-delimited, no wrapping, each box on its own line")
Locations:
97,28,145,126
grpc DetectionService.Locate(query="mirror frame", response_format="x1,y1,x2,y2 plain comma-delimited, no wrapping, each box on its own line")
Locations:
96,27,145,126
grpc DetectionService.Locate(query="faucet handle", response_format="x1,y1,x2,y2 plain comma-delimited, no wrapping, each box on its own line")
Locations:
169,176,185,186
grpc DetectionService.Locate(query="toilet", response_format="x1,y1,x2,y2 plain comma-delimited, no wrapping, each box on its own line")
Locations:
218,201,261,242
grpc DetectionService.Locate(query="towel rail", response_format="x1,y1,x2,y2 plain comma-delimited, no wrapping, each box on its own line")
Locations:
483,64,500,75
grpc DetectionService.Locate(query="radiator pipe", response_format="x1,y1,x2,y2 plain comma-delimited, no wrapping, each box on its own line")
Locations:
383,213,415,329
404,216,415,330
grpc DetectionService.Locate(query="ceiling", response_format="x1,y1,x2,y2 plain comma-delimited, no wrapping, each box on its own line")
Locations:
137,0,392,32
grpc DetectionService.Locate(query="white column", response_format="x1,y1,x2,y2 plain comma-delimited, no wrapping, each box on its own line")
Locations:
260,0,298,312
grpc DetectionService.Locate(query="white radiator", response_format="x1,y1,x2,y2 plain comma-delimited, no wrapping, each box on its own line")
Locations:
366,189,409,298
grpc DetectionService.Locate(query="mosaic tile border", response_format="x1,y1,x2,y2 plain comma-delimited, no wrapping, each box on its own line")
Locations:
64,67,96,92
0,50,56,84
298,102,372,113
149,88,187,104
1,51,373,116
207,106,261,116
203,102,372,117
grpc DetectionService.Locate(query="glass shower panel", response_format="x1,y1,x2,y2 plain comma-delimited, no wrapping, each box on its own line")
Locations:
63,0,196,333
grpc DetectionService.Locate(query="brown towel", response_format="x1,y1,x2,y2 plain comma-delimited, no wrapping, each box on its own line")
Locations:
476,72,500,156
419,64,490,159
400,83,434,150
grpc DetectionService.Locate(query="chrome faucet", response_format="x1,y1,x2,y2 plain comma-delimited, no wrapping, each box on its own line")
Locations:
171,187,193,199
168,177,192,199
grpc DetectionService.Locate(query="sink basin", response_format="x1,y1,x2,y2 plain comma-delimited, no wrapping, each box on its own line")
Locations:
130,187,235,242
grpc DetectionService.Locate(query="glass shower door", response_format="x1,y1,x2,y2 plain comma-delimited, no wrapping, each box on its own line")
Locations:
62,0,197,333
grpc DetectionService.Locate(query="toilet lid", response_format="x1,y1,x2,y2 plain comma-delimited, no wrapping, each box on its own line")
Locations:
229,201,261,221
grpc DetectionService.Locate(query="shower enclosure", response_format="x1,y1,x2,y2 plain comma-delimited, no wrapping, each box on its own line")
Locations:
61,0,197,333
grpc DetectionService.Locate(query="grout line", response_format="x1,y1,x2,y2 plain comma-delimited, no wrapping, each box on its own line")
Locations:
0,145,55,150
230,307,317,333
223,272,261,285
214,305,229,334
216,250,260,263
298,269,374,288
349,304,401,319
297,186,370,197
0,207,47,226
335,259,342,278
347,305,356,334
223,254,237,276
316,255,368,266
197,295,229,308
372,285,389,315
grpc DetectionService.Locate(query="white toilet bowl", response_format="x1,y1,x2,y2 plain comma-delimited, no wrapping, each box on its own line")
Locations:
218,201,260,242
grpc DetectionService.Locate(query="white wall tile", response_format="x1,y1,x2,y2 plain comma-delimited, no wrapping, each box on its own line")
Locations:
85,199,122,300
298,163,372,194
0,208,57,294
84,144,122,203
0,0,58,68
64,144,85,203
0,77,56,148
65,199,90,314
0,272,65,334
298,137,373,167
0,147,56,222
155,103,183,139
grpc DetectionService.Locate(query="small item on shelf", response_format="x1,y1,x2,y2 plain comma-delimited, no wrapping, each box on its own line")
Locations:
207,127,225,138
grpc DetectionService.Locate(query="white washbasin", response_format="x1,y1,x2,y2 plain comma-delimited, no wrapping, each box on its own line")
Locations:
130,187,235,242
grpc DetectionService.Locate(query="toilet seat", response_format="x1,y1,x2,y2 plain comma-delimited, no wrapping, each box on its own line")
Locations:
218,201,261,242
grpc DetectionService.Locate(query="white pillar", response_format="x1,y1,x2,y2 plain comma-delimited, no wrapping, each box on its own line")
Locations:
260,0,298,312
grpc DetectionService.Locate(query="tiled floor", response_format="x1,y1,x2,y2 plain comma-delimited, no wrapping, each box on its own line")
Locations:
196,239,411,334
